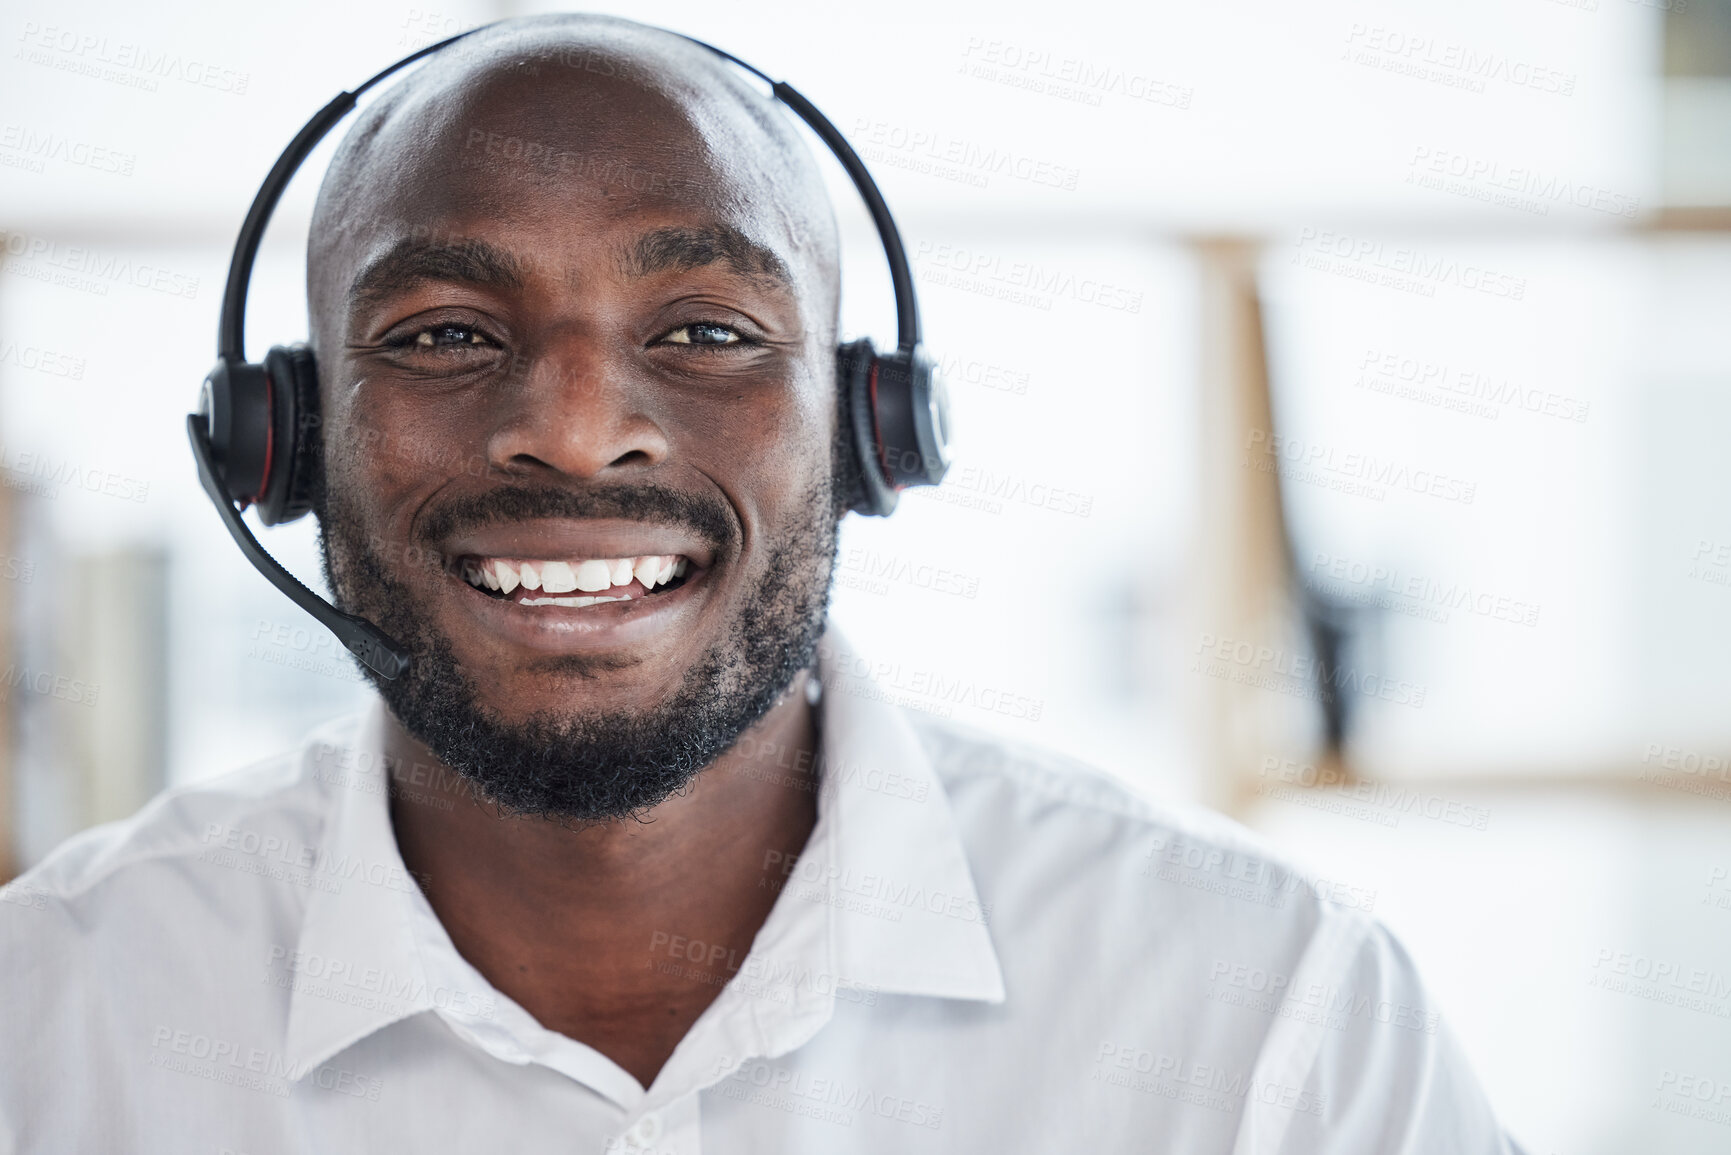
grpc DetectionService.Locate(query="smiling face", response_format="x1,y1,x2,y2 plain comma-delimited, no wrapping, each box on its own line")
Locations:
306,19,846,820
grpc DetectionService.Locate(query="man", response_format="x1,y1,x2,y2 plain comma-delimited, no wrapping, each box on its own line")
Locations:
0,15,1521,1153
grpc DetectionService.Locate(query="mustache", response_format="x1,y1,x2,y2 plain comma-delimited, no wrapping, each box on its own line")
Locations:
413,483,735,550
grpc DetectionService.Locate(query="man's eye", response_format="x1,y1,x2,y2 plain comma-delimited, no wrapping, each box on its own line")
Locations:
660,323,743,346
401,323,491,349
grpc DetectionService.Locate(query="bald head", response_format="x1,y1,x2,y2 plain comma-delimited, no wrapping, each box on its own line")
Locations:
307,14,840,359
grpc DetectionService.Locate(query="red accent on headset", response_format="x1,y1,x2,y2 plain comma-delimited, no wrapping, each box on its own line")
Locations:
865,359,903,491
253,368,275,508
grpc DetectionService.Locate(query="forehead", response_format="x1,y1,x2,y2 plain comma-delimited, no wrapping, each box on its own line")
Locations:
347,220,797,321
319,47,823,305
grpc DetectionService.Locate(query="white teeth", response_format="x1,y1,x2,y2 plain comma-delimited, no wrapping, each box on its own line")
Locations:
461,561,499,591
465,554,690,599
539,560,578,594
574,559,613,592
520,594,629,608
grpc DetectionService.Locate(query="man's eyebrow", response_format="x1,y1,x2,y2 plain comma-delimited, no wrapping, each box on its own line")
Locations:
348,238,527,313
625,224,794,291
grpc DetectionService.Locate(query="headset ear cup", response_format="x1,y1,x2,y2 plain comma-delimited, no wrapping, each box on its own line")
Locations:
869,344,950,489
255,344,321,526
905,345,951,486
839,337,897,517
200,358,270,504
280,344,323,523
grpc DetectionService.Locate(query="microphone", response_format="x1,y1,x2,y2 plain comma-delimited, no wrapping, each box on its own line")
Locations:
188,414,411,680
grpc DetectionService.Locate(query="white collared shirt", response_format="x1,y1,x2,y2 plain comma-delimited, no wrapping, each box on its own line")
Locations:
0,630,1520,1153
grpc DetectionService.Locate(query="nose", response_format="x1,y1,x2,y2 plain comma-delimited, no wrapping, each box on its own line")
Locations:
484,336,670,480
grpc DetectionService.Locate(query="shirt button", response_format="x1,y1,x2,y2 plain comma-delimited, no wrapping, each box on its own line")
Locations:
628,1112,662,1146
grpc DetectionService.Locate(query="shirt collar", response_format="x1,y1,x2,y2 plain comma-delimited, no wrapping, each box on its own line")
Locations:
280,622,1004,1093
284,704,652,1102
802,628,1005,1003
648,627,1006,1104
281,706,439,1075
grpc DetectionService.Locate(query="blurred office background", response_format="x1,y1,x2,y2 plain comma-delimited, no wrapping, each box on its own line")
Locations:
2,0,1729,1148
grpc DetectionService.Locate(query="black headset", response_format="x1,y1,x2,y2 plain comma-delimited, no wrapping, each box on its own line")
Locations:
188,20,951,682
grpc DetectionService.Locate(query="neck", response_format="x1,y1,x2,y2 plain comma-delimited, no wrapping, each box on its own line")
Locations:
384,672,822,1088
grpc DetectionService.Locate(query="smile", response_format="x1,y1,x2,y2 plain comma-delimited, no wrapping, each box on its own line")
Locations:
455,554,694,608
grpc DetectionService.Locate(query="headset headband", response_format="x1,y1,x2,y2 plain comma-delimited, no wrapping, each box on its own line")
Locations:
217,23,922,362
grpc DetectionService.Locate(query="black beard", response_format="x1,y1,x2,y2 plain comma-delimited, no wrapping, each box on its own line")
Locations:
316,471,841,824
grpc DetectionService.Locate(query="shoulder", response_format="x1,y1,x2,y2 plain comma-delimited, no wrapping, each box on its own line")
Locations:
0,714,373,1135
906,715,1519,1147
910,712,1346,901
0,712,365,916
907,712,1387,977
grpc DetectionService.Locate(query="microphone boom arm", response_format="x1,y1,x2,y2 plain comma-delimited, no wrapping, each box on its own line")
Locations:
187,414,411,680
